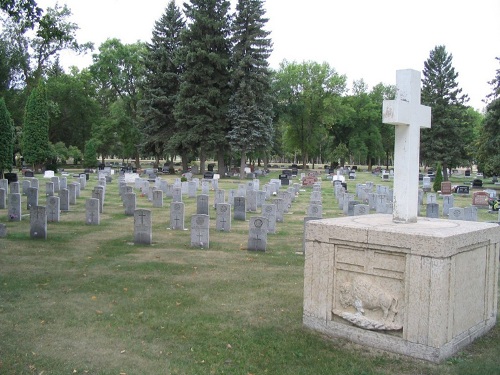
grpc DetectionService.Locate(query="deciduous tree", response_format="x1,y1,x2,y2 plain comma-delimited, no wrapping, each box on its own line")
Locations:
0,97,14,177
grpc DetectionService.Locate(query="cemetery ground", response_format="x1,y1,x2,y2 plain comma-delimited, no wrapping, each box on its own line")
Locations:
1,169,499,375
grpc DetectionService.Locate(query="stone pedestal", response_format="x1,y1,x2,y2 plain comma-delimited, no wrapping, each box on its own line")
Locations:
303,214,499,363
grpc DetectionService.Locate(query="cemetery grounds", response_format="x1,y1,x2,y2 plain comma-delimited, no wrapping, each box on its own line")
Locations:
0,169,499,375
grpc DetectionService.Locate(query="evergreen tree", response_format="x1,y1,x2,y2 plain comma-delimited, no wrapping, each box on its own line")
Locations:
174,0,232,173
420,45,471,180
0,97,14,177
227,0,273,178
433,163,443,192
476,57,500,176
22,79,50,171
139,0,185,167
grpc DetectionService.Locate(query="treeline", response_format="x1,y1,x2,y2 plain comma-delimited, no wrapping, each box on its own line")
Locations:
0,0,499,179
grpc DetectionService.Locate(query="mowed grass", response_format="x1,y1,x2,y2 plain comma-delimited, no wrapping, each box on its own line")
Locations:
0,169,499,375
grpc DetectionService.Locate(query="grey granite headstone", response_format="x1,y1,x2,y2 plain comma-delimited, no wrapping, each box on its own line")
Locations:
29,178,39,190
0,179,7,192
248,216,268,252
30,205,47,239
234,197,246,221
197,194,209,215
0,188,5,209
79,174,86,189
214,189,225,208
0,223,6,237
191,214,209,248
134,209,152,245
273,197,285,223
247,190,257,212
22,180,31,195
172,187,182,202
307,204,322,219
464,206,478,222
92,186,104,213
85,198,100,225
10,181,19,194
353,203,369,216
216,203,231,232
8,193,21,221
45,181,54,197
448,207,464,220
74,181,81,198
68,183,77,205
347,200,360,216
51,176,60,192
442,195,454,216
27,187,38,210
60,176,67,190
310,191,322,202
201,180,210,195
262,203,277,234
188,181,197,198
426,193,437,204
46,196,60,222
228,189,236,206
170,202,185,230
257,190,266,208
152,189,163,208
59,188,69,211
375,194,386,214
124,192,136,216
426,203,439,218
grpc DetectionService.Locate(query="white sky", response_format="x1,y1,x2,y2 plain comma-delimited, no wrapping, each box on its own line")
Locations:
38,0,500,111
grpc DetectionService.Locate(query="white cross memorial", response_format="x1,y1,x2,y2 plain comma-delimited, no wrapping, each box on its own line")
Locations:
383,69,431,223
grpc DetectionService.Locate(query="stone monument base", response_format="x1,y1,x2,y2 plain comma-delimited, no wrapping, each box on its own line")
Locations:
303,214,499,363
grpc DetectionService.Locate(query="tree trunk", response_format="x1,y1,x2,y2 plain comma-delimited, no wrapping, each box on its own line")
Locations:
181,154,188,171
239,147,246,180
217,150,225,177
199,148,206,174
442,162,449,181
135,151,140,169
302,151,308,170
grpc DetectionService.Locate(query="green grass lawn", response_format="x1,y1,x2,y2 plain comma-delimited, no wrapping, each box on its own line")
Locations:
0,169,499,374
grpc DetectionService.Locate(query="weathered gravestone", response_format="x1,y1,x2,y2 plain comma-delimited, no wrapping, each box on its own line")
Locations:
191,214,209,248
0,188,5,209
10,181,19,194
134,209,152,245
0,223,6,237
45,181,54,197
246,190,257,212
304,69,500,362
247,216,268,252
26,187,38,210
214,189,225,208
85,198,100,225
234,197,246,221
464,206,478,222
92,187,104,213
68,183,77,205
197,194,209,215
442,195,454,216
8,193,21,221
51,176,60,192
124,192,136,216
46,196,60,222
30,205,47,239
273,197,285,223
441,181,452,195
422,176,431,193
426,203,440,218
353,204,369,216
59,188,69,211
472,191,489,208
170,202,185,230
261,204,277,234
448,207,465,220
216,203,231,232
22,180,31,195
307,204,322,219
172,187,182,203
152,189,163,208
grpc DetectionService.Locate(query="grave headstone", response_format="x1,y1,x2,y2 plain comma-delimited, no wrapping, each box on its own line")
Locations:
261,203,277,234
85,198,100,225
426,193,437,204
464,206,478,222
172,187,182,202
134,209,152,245
8,193,21,221
9,181,19,194
201,180,210,195
307,204,322,219
68,183,77,205
347,200,360,216
246,190,257,212
26,187,38,210
353,204,370,216
426,203,439,218
442,195,454,216
46,196,60,222
422,176,431,193
152,189,163,208
456,185,469,195
448,207,464,220
170,202,185,230
216,203,231,232
0,188,5,209
30,205,47,239
124,192,136,216
0,223,6,237
247,216,268,252
59,188,69,211
441,181,452,195
274,197,285,223
51,176,60,192
45,181,54,197
191,214,210,248
279,174,289,186
92,187,104,213
472,191,489,207
22,180,31,195
60,176,67,190
0,179,7,192
188,181,197,198
234,197,246,221
214,189,225,208
197,194,209,215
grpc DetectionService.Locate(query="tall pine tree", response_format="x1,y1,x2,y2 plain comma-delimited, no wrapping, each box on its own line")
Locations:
174,0,232,173
22,79,50,171
420,45,470,180
0,97,14,177
139,0,185,168
227,0,273,178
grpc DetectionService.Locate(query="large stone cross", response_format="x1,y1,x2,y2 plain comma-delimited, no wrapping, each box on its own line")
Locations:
383,69,431,223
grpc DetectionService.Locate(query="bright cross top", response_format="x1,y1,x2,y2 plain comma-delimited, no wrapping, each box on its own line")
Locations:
383,69,431,223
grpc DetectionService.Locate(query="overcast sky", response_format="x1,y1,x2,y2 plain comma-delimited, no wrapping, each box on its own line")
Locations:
38,0,500,111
